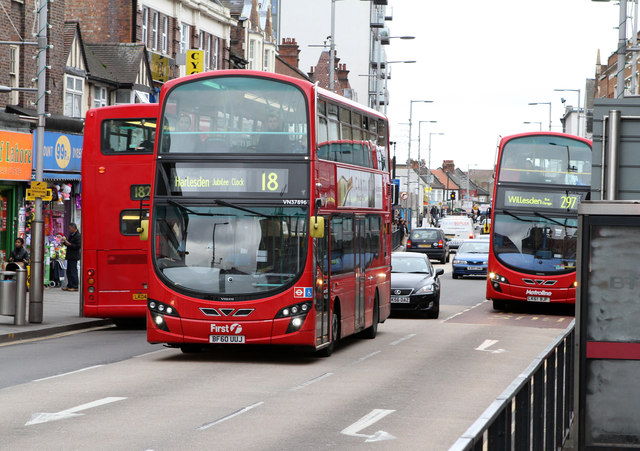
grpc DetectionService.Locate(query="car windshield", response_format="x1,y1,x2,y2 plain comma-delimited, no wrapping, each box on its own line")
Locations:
152,203,308,296
492,213,577,274
391,256,431,274
411,229,439,240
457,242,489,254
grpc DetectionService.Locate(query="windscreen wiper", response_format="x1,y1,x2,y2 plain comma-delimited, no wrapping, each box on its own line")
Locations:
168,199,214,216
533,211,572,228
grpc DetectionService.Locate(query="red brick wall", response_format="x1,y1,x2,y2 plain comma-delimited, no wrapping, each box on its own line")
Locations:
66,0,133,43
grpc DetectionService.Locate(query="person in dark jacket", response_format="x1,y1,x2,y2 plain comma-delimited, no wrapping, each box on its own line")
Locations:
62,223,81,291
4,237,29,270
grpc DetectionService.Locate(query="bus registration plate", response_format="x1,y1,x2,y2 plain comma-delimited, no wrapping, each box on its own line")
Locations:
132,293,147,301
390,296,410,303
210,335,246,344
527,296,550,303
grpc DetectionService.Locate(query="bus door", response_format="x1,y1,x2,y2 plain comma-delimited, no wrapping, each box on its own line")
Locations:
354,216,366,330
315,215,331,346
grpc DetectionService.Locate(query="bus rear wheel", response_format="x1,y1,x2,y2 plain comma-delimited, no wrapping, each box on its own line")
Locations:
361,294,379,339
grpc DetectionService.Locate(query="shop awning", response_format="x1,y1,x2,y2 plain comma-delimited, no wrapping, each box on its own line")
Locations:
31,172,82,181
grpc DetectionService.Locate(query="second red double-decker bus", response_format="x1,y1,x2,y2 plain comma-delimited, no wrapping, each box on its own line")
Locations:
142,70,392,355
82,103,157,324
486,131,592,309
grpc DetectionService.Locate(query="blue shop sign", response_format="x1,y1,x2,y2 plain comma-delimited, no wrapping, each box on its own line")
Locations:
32,131,83,172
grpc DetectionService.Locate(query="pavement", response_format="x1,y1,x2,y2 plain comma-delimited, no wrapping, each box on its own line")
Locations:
0,286,112,344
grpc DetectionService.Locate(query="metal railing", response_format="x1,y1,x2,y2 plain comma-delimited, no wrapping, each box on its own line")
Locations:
392,228,404,250
450,321,575,451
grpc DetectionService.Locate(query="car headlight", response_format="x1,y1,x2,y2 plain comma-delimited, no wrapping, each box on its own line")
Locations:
453,259,467,265
414,284,435,294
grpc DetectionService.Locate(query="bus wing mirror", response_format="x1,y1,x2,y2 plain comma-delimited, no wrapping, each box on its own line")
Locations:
310,216,324,238
137,219,149,241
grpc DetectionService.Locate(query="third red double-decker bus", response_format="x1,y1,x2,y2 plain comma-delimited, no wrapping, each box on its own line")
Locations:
142,70,392,355
486,131,592,309
82,103,157,324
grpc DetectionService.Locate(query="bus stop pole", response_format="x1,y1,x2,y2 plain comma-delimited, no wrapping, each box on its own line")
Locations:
29,0,48,323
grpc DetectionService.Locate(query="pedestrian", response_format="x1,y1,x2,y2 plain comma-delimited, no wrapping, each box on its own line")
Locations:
4,237,29,270
62,223,81,291
400,219,409,246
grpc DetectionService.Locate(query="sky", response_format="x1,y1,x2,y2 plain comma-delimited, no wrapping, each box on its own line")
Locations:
383,0,621,172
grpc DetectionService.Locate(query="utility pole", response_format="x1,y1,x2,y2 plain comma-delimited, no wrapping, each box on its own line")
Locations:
30,0,49,323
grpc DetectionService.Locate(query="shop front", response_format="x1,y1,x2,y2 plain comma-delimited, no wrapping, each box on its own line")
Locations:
30,131,82,285
0,130,33,263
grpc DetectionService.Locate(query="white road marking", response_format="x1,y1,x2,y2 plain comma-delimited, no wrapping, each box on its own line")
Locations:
25,397,127,426
289,372,334,391
475,339,506,354
197,401,264,431
389,334,416,346
351,351,381,365
33,365,104,382
444,300,487,321
341,409,396,442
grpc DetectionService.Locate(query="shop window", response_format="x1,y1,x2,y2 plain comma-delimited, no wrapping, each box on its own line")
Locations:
120,209,148,235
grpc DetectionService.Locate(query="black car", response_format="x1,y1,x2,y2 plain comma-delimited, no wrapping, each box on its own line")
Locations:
390,252,444,318
405,227,450,264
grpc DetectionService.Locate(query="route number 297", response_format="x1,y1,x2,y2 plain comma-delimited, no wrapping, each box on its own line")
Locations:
261,172,279,191
560,195,578,210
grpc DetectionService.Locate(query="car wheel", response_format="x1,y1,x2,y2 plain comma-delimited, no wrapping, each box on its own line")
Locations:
362,294,379,339
452,274,459,279
440,254,446,264
446,252,450,263
425,299,440,319
317,310,340,357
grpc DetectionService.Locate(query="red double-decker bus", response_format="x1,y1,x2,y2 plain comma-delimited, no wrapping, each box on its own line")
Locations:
486,132,592,309
82,103,157,324
142,70,392,355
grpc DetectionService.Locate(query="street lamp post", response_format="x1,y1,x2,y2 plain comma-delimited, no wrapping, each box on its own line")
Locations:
416,120,436,225
523,121,542,131
373,33,414,111
466,163,478,202
407,100,433,226
554,88,582,136
528,102,552,131
381,60,415,114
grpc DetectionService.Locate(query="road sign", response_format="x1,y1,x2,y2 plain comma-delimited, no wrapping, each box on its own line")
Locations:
400,192,408,200
26,182,52,201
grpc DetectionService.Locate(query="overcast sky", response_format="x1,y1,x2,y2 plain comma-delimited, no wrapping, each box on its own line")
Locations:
383,0,621,172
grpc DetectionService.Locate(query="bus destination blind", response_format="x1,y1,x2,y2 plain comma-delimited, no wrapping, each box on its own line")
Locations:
503,189,583,211
170,166,289,194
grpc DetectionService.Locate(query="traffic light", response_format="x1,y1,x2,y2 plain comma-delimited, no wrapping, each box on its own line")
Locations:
450,191,456,200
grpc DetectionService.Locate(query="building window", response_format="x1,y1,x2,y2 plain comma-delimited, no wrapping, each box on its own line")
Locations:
152,12,158,50
65,75,83,118
161,16,168,54
142,7,148,45
213,37,219,70
9,45,19,104
249,40,255,70
205,35,211,71
180,23,190,54
94,86,107,108
264,49,270,71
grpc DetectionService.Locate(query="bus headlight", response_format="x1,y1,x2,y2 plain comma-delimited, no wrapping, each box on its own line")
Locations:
276,301,312,334
148,299,180,332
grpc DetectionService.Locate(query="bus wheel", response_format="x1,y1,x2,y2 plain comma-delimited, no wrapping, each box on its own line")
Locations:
492,300,505,310
180,344,203,354
361,294,379,339
317,310,340,357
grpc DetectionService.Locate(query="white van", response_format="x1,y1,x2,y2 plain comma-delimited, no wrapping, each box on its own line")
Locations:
439,216,475,249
